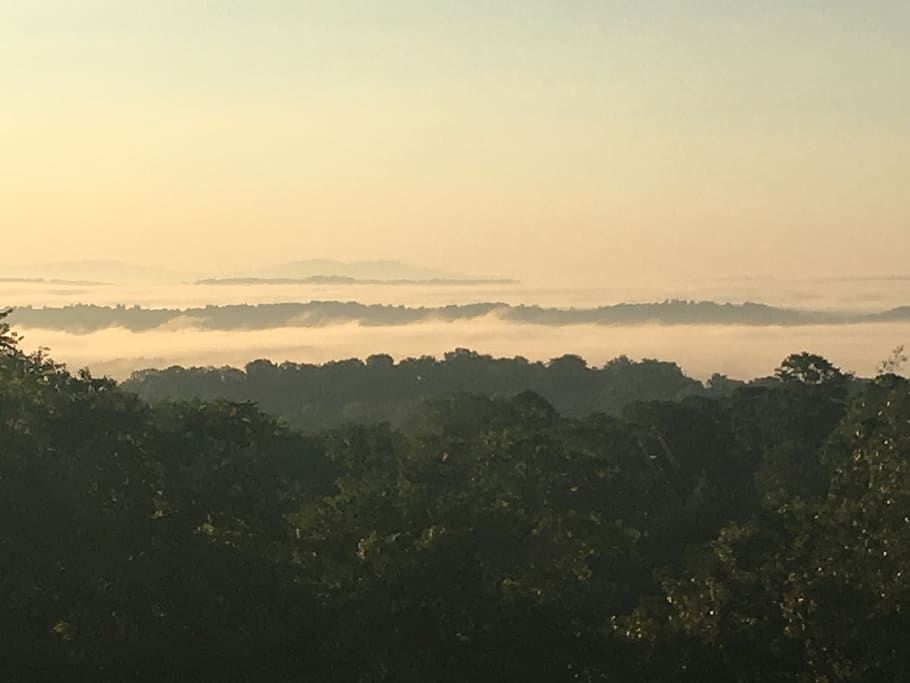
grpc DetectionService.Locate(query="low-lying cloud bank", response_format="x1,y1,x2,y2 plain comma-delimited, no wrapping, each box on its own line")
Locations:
14,318,910,382
7,300,910,333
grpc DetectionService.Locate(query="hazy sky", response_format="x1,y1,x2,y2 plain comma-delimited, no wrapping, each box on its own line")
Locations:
2,1,908,284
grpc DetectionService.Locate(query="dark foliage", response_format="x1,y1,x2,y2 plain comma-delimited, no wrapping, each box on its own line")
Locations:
1,323,907,681
14,298,910,335
122,349,713,431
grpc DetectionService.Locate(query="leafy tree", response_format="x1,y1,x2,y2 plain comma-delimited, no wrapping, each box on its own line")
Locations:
619,375,910,681
877,345,907,377
0,308,21,352
775,352,847,387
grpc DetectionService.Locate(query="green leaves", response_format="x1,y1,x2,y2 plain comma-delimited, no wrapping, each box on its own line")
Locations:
3,342,910,680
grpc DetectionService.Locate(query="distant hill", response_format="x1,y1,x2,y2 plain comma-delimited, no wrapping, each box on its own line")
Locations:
2,259,493,286
196,275,518,286
7,299,903,333
0,277,111,286
244,259,465,281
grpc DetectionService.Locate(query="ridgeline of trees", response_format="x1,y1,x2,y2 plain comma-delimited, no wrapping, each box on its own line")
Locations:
11,299,910,334
3,309,910,681
122,350,725,431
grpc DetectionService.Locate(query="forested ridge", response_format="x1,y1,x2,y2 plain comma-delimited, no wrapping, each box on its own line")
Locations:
123,349,722,431
10,300,910,334
3,309,910,681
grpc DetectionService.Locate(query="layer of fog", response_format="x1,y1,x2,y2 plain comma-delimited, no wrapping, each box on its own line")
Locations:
16,319,910,382
3,276,910,313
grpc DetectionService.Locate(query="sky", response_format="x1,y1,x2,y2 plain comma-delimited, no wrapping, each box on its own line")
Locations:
2,1,908,285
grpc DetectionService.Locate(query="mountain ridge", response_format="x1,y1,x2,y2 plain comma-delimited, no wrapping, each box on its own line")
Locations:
7,299,909,333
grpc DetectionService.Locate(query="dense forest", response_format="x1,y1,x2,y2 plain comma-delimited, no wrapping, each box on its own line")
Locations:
9,300,910,334
123,350,732,431
3,309,910,681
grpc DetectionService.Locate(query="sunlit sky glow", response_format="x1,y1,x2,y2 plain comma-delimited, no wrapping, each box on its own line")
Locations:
2,1,908,285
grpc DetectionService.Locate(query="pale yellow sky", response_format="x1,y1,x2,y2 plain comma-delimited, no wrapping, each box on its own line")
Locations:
2,1,908,285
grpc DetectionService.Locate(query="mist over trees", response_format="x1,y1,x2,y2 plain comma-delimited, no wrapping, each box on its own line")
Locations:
6,0,909,674
9,300,910,334
0,313,910,683
2,313,910,680
122,350,719,431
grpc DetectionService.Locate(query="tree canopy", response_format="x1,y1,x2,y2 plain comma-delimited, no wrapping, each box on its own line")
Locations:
1,320,908,680
122,350,719,431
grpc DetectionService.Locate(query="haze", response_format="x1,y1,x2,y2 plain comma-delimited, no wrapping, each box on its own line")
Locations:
3,1,908,285
5,4,910,678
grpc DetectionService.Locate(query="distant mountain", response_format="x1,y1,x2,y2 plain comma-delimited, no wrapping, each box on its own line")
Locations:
196,275,518,286
1,259,490,285
0,276,111,286
244,259,465,281
878,306,910,321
